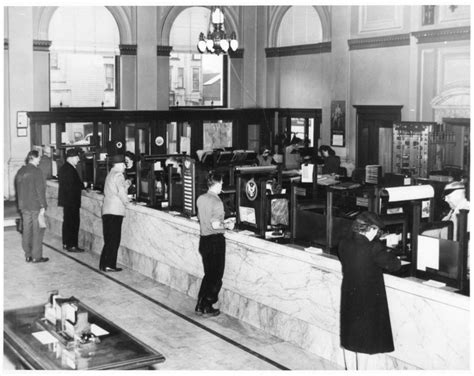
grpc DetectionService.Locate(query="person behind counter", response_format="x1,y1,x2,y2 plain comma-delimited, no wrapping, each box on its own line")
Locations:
195,172,235,317
318,145,341,175
338,211,401,370
124,151,137,196
257,145,276,166
422,180,470,241
99,154,131,272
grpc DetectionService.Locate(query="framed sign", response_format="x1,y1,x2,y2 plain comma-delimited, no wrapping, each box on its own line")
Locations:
17,128,28,137
17,111,28,128
330,100,345,147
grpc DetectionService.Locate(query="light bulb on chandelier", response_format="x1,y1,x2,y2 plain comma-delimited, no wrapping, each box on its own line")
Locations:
197,6,238,55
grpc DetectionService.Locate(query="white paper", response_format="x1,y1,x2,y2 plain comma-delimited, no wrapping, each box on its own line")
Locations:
301,164,314,183
239,206,256,224
422,279,446,288
32,330,58,345
332,134,344,146
304,246,323,254
384,185,434,202
90,323,109,336
416,235,440,271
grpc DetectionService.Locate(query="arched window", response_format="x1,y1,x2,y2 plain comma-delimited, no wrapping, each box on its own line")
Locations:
277,6,322,47
49,7,120,108
169,7,227,107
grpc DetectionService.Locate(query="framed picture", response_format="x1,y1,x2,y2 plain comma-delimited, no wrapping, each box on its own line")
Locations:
330,100,345,147
17,128,28,137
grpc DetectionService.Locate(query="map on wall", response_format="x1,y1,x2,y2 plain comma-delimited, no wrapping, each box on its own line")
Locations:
203,121,232,150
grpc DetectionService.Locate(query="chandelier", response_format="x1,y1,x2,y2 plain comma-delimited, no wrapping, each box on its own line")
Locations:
197,6,238,55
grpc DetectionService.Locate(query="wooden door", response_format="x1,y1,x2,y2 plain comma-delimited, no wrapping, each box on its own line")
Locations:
354,105,402,171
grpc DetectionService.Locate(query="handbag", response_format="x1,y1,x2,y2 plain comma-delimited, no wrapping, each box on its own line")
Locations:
16,217,23,233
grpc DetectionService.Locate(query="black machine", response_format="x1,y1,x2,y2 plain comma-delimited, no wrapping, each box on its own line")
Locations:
137,154,196,216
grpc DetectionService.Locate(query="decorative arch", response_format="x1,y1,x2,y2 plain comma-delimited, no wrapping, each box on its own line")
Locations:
160,6,239,46
33,6,133,44
430,85,470,123
268,6,331,47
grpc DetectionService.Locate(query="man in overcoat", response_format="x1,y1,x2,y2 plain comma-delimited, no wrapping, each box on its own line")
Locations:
338,211,401,370
58,148,85,252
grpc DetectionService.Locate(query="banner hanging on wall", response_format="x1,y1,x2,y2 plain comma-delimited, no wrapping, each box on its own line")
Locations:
330,100,345,147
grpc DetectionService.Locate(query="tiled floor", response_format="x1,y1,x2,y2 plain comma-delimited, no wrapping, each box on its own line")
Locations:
3,224,342,371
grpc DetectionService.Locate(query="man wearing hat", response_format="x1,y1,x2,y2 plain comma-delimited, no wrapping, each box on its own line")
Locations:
99,154,131,272
58,148,85,252
423,181,470,241
338,211,401,369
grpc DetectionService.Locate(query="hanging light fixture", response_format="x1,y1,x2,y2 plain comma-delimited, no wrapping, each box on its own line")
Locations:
197,6,238,55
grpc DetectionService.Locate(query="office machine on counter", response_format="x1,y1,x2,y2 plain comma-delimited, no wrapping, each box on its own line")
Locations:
382,184,469,293
137,154,196,216
235,165,290,239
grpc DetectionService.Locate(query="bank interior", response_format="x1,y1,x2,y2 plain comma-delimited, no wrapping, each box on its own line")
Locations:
3,4,471,371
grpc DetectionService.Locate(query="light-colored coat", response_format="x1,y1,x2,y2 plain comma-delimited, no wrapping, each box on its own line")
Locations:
102,169,129,216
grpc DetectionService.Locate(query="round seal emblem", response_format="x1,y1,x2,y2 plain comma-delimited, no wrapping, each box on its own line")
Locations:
155,136,164,146
116,141,123,149
245,178,258,201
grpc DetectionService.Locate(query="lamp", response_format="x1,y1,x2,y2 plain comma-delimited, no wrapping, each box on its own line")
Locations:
197,6,238,55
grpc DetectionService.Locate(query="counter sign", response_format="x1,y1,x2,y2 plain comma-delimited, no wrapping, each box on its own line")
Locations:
245,178,258,201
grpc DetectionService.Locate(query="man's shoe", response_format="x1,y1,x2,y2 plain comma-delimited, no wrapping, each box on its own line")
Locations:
66,246,85,253
101,266,122,272
202,305,220,317
25,257,32,263
32,257,49,263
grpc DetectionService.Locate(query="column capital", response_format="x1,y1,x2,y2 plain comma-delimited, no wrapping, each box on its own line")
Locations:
33,40,52,52
119,44,137,55
157,45,173,57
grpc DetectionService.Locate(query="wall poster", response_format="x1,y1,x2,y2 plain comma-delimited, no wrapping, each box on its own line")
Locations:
330,100,345,147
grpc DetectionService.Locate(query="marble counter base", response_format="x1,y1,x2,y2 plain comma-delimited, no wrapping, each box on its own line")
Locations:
44,181,469,370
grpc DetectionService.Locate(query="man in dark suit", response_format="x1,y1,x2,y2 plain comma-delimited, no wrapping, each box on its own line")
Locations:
58,148,85,252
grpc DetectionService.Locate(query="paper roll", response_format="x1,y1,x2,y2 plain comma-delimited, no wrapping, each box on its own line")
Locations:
383,184,434,202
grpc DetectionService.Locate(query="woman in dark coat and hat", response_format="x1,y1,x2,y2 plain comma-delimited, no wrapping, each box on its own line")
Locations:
338,211,401,369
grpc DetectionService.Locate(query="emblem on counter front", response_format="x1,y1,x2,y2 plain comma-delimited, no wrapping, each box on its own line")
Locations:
245,178,258,201
116,141,123,149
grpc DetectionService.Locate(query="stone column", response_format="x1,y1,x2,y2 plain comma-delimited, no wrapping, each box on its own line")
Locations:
5,7,35,200
156,45,172,110
33,40,51,110
119,44,137,110
136,6,158,110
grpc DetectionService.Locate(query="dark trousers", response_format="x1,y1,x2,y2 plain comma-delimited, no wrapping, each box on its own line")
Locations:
198,234,226,306
21,210,45,259
99,214,123,269
62,205,80,247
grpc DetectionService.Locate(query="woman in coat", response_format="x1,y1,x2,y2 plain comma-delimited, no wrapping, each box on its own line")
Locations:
99,154,131,272
338,211,401,369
